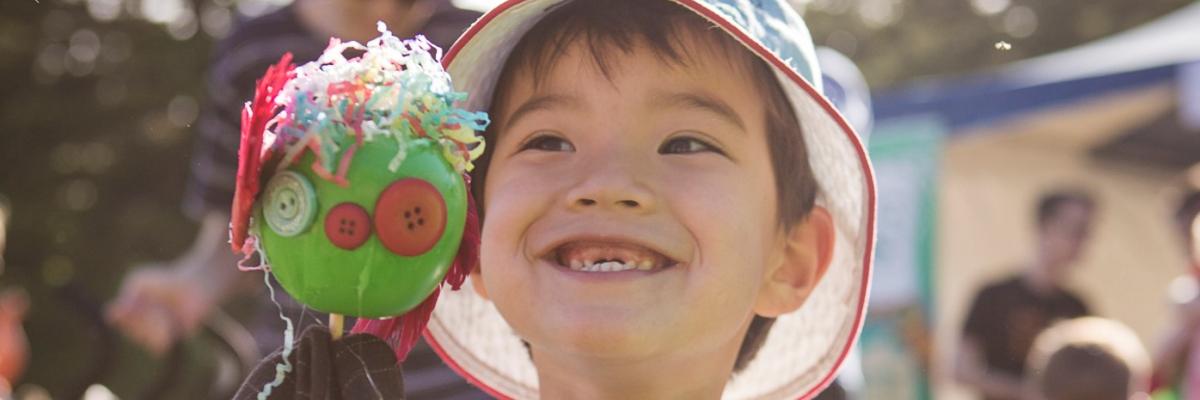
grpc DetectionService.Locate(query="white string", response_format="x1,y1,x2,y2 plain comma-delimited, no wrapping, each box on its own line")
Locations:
256,269,295,400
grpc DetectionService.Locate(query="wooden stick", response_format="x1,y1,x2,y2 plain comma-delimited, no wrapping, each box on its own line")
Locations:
330,313,344,340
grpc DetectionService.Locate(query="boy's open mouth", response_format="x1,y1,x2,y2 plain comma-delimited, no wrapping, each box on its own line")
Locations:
549,240,678,273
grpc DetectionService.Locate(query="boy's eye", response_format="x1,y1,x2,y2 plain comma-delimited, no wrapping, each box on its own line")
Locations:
518,133,575,152
659,136,722,155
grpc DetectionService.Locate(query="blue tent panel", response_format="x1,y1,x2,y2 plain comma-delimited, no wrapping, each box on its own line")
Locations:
874,65,1176,132
873,2,1200,134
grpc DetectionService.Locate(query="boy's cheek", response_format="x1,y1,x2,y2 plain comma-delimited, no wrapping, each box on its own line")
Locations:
483,164,564,207
481,175,567,239
469,267,489,300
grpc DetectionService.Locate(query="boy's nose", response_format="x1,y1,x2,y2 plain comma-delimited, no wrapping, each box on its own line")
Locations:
565,161,657,214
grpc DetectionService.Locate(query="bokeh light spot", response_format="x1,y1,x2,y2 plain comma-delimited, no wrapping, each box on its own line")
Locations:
167,95,199,128
68,29,101,64
200,4,233,38
1003,5,1038,38
86,0,122,22
58,179,99,212
970,0,1011,16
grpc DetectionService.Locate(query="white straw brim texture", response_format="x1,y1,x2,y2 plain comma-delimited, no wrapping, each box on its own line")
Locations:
426,1,876,398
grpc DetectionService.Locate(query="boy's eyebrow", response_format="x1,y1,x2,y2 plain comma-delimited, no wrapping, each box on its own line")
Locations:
649,91,746,133
503,93,582,131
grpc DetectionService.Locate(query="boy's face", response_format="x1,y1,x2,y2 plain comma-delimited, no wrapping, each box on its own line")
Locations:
476,34,793,362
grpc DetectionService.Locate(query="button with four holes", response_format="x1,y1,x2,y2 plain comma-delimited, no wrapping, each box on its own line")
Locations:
324,202,371,250
374,178,447,256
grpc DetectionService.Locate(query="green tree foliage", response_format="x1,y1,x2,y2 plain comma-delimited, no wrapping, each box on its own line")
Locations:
802,0,1195,88
1,0,219,397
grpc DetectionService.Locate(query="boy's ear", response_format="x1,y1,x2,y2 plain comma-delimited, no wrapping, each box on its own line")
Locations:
754,206,836,318
469,262,490,300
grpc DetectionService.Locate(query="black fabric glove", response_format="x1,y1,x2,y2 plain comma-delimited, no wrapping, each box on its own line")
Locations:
235,326,405,399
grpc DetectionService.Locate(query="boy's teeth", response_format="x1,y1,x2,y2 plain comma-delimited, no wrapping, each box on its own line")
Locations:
573,260,641,273
555,242,669,273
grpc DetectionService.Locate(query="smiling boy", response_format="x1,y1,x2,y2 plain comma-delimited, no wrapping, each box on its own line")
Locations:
424,0,877,398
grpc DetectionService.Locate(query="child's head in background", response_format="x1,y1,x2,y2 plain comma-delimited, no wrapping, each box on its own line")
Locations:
1026,317,1150,400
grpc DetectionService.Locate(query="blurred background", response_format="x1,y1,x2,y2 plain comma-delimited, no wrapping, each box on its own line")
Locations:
1,0,1198,399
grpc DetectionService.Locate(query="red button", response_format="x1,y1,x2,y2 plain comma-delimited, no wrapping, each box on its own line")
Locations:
325,202,371,250
374,178,447,256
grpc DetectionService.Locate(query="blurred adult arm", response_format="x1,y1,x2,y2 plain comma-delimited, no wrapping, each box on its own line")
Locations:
103,4,317,355
954,336,1029,400
105,211,255,355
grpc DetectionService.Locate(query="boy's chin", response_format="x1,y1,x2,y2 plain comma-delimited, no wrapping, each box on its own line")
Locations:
529,318,669,360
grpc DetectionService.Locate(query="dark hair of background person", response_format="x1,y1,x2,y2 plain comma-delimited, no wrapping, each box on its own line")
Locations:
1174,189,1200,233
1036,190,1096,228
1038,343,1131,400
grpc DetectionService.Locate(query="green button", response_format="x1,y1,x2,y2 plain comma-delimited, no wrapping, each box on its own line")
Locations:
262,171,317,237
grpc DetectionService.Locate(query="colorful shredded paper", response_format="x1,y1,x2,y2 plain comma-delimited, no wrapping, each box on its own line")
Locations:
230,23,489,254
271,22,488,185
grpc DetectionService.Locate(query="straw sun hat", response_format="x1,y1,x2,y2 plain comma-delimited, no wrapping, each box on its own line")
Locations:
425,0,877,398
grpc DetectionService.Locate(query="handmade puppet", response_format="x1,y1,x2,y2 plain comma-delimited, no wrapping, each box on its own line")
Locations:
227,23,487,398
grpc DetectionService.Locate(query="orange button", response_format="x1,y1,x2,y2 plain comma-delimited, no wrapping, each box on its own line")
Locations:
373,178,447,256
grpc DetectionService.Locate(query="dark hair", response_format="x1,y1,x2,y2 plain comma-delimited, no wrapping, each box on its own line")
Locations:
1175,189,1200,233
468,0,819,374
1028,318,1148,400
1036,190,1095,229
1039,344,1131,400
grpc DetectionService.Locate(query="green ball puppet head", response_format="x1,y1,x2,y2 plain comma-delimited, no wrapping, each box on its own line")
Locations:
230,25,488,320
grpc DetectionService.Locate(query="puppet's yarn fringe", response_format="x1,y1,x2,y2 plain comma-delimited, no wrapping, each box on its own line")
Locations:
446,176,480,290
350,288,439,363
231,54,295,253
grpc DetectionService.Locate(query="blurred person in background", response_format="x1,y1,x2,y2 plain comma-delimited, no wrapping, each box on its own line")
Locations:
0,196,31,397
1026,317,1151,400
1150,189,1200,398
104,0,483,397
955,190,1097,400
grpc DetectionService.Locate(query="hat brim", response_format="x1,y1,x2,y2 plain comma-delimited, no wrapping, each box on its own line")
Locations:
425,1,876,398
